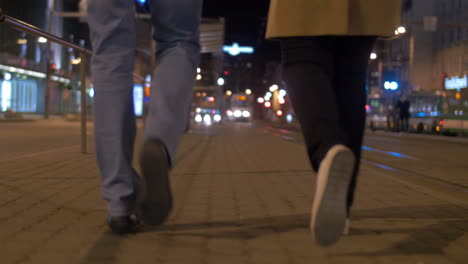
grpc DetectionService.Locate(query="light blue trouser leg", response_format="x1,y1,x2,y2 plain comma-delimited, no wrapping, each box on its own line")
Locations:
87,0,139,216
88,0,202,216
145,0,203,164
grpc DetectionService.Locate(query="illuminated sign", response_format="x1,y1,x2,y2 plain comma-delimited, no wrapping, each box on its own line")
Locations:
445,75,467,90
222,43,254,56
134,84,144,117
0,64,70,84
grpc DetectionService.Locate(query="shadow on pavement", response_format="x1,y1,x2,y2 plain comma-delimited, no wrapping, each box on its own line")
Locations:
341,204,468,256
80,204,468,261
80,231,126,264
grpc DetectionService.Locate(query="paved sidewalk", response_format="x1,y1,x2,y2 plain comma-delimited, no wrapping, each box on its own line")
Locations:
0,123,467,264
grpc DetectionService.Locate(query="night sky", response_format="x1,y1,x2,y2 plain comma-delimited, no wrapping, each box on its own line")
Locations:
1,0,280,62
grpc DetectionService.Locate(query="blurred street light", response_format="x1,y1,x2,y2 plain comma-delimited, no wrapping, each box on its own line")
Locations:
217,77,225,86
370,52,377,60
71,58,81,65
196,74,202,80
197,67,201,73
17,38,27,45
269,84,278,92
245,89,252,95
226,90,232,96
398,26,406,34
257,97,265,103
38,37,48,43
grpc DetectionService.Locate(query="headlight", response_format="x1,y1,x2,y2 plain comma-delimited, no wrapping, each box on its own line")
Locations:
242,111,250,118
227,110,233,116
234,110,242,117
195,114,202,123
203,114,211,124
214,114,221,122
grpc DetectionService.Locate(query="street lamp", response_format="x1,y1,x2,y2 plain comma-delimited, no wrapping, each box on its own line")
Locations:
217,77,225,86
269,84,278,92
245,89,252,95
17,38,27,45
196,74,202,80
370,52,377,60
397,26,406,34
71,58,81,65
226,90,232,96
38,37,48,43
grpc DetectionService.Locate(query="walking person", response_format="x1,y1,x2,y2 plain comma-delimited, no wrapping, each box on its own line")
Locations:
396,95,411,132
266,0,401,246
87,0,202,234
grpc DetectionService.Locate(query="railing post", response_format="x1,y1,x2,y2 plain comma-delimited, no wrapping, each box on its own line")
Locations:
80,52,87,154
44,57,51,119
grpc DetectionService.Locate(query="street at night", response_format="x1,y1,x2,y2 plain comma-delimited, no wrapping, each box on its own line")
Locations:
2,0,468,263
0,119,467,263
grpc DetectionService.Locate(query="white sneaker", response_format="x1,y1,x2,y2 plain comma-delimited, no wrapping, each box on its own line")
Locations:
310,145,355,246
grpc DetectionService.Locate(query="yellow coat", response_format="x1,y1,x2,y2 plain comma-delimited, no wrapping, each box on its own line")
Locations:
266,0,401,38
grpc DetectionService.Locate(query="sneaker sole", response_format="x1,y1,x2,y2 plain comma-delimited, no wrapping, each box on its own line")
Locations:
311,145,355,246
139,139,172,226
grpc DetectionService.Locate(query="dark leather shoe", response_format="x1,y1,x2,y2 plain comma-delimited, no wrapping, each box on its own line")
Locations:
139,138,173,226
107,215,138,235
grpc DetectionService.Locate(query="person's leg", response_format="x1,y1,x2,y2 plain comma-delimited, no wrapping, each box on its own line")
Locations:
138,0,202,226
146,0,203,163
88,0,139,220
333,36,377,211
281,37,342,171
282,37,357,246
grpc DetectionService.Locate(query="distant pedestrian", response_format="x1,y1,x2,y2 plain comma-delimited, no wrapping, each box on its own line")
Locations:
396,95,411,132
266,0,401,246
87,0,202,234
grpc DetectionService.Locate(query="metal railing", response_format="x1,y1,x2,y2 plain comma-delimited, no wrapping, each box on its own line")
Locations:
0,10,145,154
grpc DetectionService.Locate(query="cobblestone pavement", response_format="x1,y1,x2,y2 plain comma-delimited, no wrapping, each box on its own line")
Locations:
0,120,467,264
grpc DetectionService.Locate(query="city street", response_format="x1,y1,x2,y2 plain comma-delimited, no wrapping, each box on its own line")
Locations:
0,119,467,264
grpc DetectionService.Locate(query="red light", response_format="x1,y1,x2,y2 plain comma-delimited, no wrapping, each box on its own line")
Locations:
439,120,444,126
365,105,370,111
264,101,271,108
223,71,230,76
51,64,57,70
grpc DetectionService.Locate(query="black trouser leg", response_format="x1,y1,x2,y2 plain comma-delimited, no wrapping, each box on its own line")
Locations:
402,117,409,131
281,36,376,210
281,37,342,171
333,37,377,210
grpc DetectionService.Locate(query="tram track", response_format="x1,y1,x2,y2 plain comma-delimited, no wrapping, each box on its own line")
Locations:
261,124,468,196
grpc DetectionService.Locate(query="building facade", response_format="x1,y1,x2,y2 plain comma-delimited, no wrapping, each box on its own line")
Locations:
402,0,468,92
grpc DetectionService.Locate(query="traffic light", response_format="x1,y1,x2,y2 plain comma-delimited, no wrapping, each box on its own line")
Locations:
382,70,399,91
384,81,399,90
